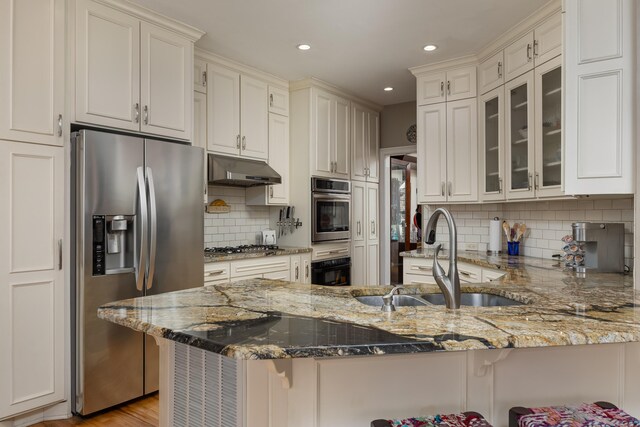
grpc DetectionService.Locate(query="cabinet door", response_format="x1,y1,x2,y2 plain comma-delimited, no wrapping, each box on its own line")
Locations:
140,22,192,140
416,72,446,105
333,96,351,179
267,114,290,204
351,182,366,244
446,99,478,202
240,76,269,160
479,87,505,201
367,111,380,183
534,57,563,197
0,0,65,146
351,243,366,286
351,104,367,182
416,104,447,203
268,86,289,116
367,183,379,241
505,71,535,199
504,32,534,82
366,241,379,285
193,91,208,205
445,66,477,102
302,254,312,284
194,58,207,93
478,51,504,95
290,256,301,282
207,63,240,156
534,12,562,66
0,142,64,419
311,90,334,176
75,0,140,131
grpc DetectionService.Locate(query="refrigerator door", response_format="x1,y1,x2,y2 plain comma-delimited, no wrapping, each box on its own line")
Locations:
75,130,145,415
143,139,204,392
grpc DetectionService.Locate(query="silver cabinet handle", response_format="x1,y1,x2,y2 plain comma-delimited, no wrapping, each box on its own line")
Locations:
269,186,274,198
417,265,432,271
242,136,246,150
58,239,63,270
533,40,539,57
528,173,533,191
527,43,532,61
459,270,472,277
143,105,149,125
441,181,445,196
295,266,299,280
202,71,207,86
236,134,241,149
270,94,274,107
357,220,361,236
135,167,148,292
206,270,225,276
57,114,63,137
535,172,540,190
134,103,140,123
497,61,502,78
498,176,503,193
305,264,309,279
371,220,376,235
440,81,444,97
447,81,451,95
448,181,452,196
146,167,157,290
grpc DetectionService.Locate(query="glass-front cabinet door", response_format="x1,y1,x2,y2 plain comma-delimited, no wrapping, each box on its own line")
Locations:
505,70,535,199
479,87,504,201
534,56,562,197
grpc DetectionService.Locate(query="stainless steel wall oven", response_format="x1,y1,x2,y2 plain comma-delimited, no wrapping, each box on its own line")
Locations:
311,177,351,243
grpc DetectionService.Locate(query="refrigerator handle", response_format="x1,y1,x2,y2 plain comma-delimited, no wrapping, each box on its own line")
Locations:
146,167,158,290
135,167,148,291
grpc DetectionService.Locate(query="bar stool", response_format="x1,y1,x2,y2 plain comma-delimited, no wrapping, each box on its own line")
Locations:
509,401,640,427
371,411,493,427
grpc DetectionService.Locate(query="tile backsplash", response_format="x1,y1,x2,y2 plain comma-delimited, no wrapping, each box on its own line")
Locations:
426,198,634,269
204,186,270,248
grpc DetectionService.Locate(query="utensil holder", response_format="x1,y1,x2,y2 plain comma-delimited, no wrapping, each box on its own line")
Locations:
507,241,520,256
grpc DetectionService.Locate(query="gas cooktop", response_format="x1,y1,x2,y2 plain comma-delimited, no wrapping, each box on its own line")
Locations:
205,245,280,255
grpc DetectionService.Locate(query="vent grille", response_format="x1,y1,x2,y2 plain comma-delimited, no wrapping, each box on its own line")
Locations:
172,343,241,426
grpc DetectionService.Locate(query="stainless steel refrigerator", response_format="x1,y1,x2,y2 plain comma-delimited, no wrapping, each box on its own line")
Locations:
71,129,204,415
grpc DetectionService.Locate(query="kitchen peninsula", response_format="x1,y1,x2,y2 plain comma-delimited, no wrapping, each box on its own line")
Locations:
99,254,640,427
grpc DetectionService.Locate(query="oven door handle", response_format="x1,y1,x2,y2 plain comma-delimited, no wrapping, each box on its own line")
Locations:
312,193,352,201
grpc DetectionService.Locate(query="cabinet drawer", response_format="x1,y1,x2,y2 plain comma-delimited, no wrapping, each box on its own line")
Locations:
312,243,350,261
482,269,505,283
263,270,291,281
403,258,449,276
458,263,482,283
204,262,230,283
231,256,290,277
403,273,437,285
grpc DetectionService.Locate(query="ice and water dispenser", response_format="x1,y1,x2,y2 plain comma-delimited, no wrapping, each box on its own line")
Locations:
571,222,625,273
92,215,135,275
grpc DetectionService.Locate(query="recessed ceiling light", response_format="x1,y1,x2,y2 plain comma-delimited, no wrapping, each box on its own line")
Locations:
297,44,311,51
384,87,394,92
423,44,438,52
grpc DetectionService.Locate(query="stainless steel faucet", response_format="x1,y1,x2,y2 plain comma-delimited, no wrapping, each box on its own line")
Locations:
424,208,461,309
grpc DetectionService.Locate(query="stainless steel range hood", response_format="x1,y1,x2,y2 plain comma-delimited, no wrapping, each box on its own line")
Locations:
207,154,281,187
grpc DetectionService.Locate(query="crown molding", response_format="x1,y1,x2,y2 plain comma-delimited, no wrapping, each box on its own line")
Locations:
289,78,382,112
409,55,478,77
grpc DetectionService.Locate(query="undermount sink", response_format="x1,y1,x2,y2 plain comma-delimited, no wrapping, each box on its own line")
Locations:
355,295,429,307
421,292,524,307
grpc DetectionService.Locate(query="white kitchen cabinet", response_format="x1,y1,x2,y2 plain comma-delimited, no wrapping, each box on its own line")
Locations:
505,70,536,200
204,262,230,284
205,253,312,284
75,0,196,140
206,64,269,160
302,254,312,284
310,89,350,179
352,182,379,286
268,86,289,116
312,243,350,261
351,103,379,183
417,98,477,204
564,0,635,195
479,87,505,201
194,58,207,93
193,91,208,205
0,141,64,419
246,113,290,205
289,253,312,284
402,258,503,286
0,0,65,147
478,51,504,95
416,66,476,106
503,12,561,83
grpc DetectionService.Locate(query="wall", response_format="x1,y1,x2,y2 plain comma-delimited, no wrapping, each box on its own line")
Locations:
204,186,270,248
380,101,417,148
426,197,634,269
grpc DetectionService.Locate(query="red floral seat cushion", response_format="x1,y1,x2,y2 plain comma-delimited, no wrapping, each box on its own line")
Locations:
387,412,492,427
518,403,640,427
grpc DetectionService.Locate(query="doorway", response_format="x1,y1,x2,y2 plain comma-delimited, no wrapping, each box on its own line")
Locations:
389,154,418,285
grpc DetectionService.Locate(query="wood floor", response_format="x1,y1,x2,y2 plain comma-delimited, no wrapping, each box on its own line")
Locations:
32,394,158,426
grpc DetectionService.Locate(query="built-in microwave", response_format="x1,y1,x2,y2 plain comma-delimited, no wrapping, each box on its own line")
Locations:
311,177,351,243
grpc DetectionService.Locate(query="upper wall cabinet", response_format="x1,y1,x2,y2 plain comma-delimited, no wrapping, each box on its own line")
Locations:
310,89,350,179
268,86,289,116
0,0,65,146
564,0,635,195
75,0,200,140
351,103,380,183
416,66,477,106
194,58,207,93
206,63,269,160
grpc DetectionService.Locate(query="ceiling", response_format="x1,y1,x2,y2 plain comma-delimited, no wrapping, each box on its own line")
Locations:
130,0,547,106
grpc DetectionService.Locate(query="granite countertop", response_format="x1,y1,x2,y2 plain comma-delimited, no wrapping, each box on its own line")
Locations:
204,246,312,263
98,253,639,360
